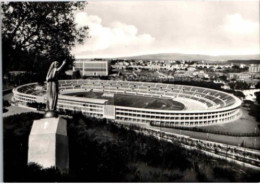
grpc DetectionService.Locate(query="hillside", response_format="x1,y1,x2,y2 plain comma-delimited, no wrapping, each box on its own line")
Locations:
118,53,260,62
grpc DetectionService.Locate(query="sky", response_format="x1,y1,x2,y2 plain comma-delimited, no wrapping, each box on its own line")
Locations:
71,0,259,58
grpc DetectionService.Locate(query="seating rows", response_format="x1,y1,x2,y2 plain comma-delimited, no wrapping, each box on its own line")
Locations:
15,81,238,114
17,84,37,94
50,80,237,109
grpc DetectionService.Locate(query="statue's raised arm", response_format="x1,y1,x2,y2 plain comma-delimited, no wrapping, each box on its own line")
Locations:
45,60,66,118
57,59,67,72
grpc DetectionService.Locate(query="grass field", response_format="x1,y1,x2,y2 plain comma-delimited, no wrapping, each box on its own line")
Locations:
114,94,184,110
200,108,260,134
67,91,185,110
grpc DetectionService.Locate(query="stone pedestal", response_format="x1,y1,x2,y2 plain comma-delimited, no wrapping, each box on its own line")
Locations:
28,117,69,173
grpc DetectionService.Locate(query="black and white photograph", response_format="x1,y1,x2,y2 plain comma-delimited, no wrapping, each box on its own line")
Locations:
1,0,260,182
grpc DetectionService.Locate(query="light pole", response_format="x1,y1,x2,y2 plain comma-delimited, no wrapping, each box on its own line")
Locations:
160,122,162,140
255,138,257,149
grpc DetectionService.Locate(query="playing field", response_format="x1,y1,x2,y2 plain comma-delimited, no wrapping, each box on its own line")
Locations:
66,91,185,110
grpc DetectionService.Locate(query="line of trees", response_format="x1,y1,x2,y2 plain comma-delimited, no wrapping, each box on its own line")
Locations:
229,81,251,90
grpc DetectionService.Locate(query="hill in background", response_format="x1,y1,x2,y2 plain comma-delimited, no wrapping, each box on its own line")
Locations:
117,53,260,63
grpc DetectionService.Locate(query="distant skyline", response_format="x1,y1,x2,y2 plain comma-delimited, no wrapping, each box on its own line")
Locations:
72,0,259,58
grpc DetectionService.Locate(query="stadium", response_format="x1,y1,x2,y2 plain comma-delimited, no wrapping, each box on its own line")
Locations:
12,79,242,127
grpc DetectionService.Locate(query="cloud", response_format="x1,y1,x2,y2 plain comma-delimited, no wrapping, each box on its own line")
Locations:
72,1,259,58
73,12,154,57
75,12,102,26
221,13,259,35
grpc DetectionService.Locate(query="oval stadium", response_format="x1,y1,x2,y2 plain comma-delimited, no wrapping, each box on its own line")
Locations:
12,79,242,127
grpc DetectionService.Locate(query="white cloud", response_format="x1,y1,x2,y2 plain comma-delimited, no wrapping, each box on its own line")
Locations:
75,12,102,26
73,12,154,57
221,13,259,35
72,1,259,58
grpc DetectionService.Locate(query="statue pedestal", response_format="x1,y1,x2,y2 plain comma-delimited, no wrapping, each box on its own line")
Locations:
28,117,69,173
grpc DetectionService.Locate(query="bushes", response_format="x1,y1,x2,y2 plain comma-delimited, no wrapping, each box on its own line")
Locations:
26,102,46,111
4,113,43,181
3,112,260,182
248,103,260,123
255,92,260,105
213,166,236,182
3,99,10,113
3,100,10,107
5,163,70,182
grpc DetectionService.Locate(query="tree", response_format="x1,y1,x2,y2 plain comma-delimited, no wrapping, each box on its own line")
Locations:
255,81,260,89
255,92,260,104
1,2,88,74
219,75,227,81
229,81,250,90
233,91,245,98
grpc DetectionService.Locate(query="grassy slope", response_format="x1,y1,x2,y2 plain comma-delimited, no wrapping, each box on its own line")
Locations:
3,112,260,182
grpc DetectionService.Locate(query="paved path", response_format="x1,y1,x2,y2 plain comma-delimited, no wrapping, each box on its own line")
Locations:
3,93,42,118
3,93,13,101
3,105,38,118
201,108,260,134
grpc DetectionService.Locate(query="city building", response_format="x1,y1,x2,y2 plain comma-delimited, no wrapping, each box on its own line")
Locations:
73,59,110,76
249,64,260,73
228,73,252,80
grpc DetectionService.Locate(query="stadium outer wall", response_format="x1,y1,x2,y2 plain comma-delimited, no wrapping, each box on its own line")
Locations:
12,79,242,128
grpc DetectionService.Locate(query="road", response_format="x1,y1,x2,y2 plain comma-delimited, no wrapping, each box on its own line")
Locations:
120,121,260,150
